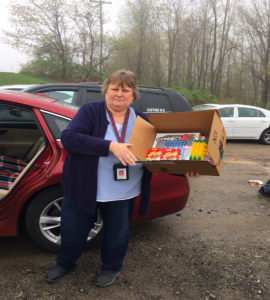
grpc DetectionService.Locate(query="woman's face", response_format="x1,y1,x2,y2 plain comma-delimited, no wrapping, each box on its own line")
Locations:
105,82,134,112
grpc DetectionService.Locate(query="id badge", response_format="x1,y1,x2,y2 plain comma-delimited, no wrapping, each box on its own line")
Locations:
113,163,129,181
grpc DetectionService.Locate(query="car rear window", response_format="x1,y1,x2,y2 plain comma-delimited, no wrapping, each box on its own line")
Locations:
86,91,105,103
41,111,70,140
44,91,78,104
140,93,172,114
238,107,258,117
258,110,265,117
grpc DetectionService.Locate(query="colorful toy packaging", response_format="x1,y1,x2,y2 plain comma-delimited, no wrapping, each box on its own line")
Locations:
145,133,214,164
189,140,214,164
161,148,181,160
145,148,163,161
152,132,200,160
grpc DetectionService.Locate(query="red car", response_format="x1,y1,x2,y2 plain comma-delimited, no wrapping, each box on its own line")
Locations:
0,90,190,252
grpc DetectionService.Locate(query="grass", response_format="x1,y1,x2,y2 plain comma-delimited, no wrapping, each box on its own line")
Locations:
0,72,57,86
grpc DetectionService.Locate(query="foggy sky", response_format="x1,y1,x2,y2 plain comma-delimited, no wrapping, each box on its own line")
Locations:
0,0,124,73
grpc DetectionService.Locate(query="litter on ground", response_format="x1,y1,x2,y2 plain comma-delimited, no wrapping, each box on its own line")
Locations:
248,180,263,186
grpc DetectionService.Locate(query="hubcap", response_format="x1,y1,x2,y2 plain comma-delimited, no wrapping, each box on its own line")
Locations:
39,197,103,244
264,131,270,144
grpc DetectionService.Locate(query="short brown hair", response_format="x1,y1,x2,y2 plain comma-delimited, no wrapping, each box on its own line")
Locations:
102,70,140,100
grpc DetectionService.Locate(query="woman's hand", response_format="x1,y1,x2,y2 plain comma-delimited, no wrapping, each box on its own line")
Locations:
185,172,199,177
109,142,137,166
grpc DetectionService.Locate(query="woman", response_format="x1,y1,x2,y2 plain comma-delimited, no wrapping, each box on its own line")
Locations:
46,70,198,287
46,70,153,287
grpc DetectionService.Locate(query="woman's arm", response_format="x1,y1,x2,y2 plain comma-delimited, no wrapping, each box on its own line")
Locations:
61,103,111,156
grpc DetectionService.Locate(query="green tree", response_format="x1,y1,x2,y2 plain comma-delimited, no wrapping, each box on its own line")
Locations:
3,0,77,80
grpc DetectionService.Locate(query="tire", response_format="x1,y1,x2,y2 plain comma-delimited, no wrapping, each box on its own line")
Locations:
259,128,270,145
25,186,104,252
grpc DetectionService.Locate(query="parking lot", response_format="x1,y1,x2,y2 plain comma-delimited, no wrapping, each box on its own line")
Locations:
0,140,270,300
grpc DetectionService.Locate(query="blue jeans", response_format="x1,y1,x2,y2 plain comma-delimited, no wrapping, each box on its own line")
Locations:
56,194,135,272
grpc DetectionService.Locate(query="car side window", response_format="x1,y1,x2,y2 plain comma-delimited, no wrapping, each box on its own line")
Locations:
0,105,34,124
43,91,78,104
41,112,70,140
238,107,258,117
218,107,234,117
258,110,265,117
86,91,105,103
140,93,172,114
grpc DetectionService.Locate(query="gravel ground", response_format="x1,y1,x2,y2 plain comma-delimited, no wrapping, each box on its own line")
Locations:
0,140,270,300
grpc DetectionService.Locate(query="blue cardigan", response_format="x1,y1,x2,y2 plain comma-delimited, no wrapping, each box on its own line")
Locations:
61,101,152,216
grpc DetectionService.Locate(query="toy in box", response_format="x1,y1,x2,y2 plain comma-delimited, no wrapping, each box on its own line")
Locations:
145,148,163,161
161,148,181,160
152,133,201,160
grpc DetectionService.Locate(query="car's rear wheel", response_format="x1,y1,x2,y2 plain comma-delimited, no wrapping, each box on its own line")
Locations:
260,128,270,145
25,186,103,252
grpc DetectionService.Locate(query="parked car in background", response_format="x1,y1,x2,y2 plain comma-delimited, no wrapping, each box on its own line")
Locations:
0,90,190,252
193,104,270,145
0,84,37,91
23,82,193,115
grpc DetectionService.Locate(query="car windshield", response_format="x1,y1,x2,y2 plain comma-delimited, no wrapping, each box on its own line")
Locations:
53,99,80,110
193,105,217,111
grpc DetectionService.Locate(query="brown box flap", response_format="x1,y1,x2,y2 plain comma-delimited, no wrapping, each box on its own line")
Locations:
148,110,216,137
207,111,227,170
129,116,157,161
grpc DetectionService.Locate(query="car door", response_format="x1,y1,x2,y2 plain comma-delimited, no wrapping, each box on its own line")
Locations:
234,107,264,138
217,107,236,138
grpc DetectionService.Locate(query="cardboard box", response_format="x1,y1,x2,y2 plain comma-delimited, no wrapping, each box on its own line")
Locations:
129,110,227,176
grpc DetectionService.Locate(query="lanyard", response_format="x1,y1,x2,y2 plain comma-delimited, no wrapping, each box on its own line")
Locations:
105,104,130,143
